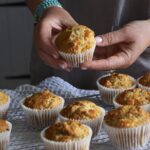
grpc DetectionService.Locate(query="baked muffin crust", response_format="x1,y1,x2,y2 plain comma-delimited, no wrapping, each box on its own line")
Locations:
100,73,133,89
56,25,95,54
116,88,150,105
24,90,62,110
104,105,150,128
0,120,9,132
60,100,101,120
45,121,89,142
0,92,9,105
139,72,150,87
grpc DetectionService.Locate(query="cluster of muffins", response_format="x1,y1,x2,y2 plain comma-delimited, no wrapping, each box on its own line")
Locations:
55,25,96,67
97,73,136,105
3,71,150,150
20,89,105,150
95,72,150,149
59,100,105,136
40,100,105,150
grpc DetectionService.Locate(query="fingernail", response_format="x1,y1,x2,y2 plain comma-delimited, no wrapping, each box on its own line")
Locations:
52,54,59,59
95,36,102,43
60,64,66,69
81,67,87,70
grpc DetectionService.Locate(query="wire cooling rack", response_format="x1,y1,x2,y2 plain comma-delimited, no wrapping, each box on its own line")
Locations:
2,76,150,150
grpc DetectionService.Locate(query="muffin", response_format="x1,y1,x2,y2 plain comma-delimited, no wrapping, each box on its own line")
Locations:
96,73,136,105
113,88,150,111
0,120,12,150
55,25,96,67
104,106,150,150
21,89,64,129
41,120,92,150
137,72,150,91
0,91,10,118
59,100,105,137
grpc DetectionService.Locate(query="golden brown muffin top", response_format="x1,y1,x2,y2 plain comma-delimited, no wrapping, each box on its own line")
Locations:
60,100,101,120
139,72,150,87
55,25,96,54
99,73,133,89
115,88,150,105
0,91,9,105
0,120,9,132
24,90,62,110
104,105,150,128
45,120,89,142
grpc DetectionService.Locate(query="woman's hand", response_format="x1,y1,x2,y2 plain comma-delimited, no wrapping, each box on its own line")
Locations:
35,7,77,71
81,20,150,70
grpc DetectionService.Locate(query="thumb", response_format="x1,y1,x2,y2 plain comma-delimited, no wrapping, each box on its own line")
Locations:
95,29,125,47
62,18,78,27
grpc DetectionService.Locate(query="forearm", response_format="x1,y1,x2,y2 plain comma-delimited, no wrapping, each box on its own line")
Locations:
26,0,42,14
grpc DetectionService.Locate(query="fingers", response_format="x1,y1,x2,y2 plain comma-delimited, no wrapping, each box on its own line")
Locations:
81,51,134,70
95,29,126,47
38,50,69,70
35,22,59,59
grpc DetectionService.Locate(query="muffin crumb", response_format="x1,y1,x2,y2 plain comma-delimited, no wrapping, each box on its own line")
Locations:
56,25,95,54
24,90,62,110
100,73,133,89
61,100,101,120
45,121,89,142
116,88,150,105
105,105,150,128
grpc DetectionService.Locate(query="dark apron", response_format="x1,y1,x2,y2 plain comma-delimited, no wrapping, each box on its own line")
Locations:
30,0,150,89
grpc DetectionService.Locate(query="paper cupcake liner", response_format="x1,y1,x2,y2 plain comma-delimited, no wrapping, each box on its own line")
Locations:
137,77,150,92
0,97,10,119
0,121,12,150
41,125,92,150
113,95,150,112
58,107,105,137
96,74,136,105
104,121,150,150
58,44,96,67
21,97,65,129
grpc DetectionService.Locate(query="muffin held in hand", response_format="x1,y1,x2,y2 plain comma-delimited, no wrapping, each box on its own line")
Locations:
0,120,12,150
21,90,64,129
59,100,105,137
104,105,150,150
41,120,92,150
113,88,150,111
55,25,96,67
0,91,10,118
96,73,136,105
138,72,150,91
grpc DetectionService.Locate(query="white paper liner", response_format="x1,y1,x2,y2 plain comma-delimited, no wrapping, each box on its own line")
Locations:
0,97,10,119
41,125,92,150
58,44,96,67
58,107,105,137
104,121,150,150
137,76,150,92
21,96,65,129
96,74,136,105
113,95,150,112
0,121,12,150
